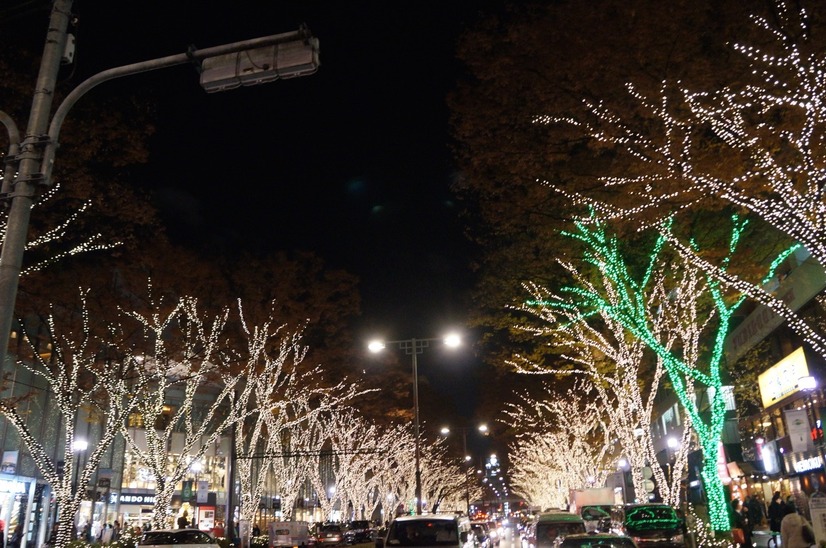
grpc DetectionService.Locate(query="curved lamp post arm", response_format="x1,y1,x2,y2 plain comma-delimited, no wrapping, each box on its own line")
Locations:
41,25,314,185
0,111,21,196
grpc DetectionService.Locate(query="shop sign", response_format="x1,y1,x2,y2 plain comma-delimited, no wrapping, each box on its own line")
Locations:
786,408,815,452
810,492,826,545
762,441,781,474
758,347,810,408
793,456,823,473
119,493,156,505
0,451,18,474
0,480,25,494
197,480,209,504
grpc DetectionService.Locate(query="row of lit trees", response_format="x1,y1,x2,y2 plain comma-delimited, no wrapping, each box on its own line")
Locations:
503,0,823,537
0,286,479,547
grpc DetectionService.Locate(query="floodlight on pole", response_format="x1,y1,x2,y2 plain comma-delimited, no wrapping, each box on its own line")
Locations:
367,333,461,514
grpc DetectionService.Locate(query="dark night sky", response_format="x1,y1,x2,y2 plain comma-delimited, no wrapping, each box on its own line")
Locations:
66,1,493,338
3,1,506,448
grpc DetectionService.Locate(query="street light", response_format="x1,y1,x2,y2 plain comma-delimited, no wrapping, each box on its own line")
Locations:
368,334,461,515
440,423,488,514
0,0,320,381
71,439,88,538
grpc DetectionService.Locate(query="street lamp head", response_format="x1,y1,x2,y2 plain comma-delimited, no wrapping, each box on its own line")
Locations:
72,439,88,452
440,427,451,435
368,340,386,353
478,424,489,434
667,437,680,449
444,333,461,348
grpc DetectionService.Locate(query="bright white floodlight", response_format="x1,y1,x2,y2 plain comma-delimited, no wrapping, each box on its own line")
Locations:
72,439,88,452
444,333,461,348
368,340,386,353
440,427,451,435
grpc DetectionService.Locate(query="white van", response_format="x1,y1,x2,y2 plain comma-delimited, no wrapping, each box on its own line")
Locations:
377,515,474,548
269,521,314,548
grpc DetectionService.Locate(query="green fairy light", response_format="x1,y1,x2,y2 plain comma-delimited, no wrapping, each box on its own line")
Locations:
534,213,798,533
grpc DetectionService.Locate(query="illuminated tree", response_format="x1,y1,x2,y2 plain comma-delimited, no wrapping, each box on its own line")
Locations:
377,424,417,518
509,452,571,512
419,438,465,514
234,326,363,525
539,1,826,357
530,215,794,531
511,271,692,506
0,290,146,548
505,388,612,508
120,295,287,529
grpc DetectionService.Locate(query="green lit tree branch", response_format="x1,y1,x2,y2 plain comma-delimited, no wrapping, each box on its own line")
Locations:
531,214,791,531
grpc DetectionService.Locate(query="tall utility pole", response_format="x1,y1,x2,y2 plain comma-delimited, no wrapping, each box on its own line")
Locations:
0,4,319,545
0,0,73,367
368,334,461,515
0,1,318,378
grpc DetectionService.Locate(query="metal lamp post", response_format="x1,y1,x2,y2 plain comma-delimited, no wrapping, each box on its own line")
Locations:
440,423,487,515
71,439,88,539
0,0,320,377
368,334,461,515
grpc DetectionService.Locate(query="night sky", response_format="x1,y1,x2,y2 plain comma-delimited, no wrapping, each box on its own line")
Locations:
66,1,492,338
3,1,504,451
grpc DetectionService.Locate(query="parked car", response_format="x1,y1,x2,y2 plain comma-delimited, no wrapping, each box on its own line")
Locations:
139,529,217,548
270,521,315,548
523,512,586,548
520,519,536,548
559,533,639,547
470,523,491,548
345,521,375,544
580,506,614,533
377,514,474,548
621,504,686,548
485,521,501,546
318,524,346,547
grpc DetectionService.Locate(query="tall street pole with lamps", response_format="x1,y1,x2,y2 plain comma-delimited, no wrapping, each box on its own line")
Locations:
0,0,320,379
368,334,461,515
440,423,488,515
71,439,88,538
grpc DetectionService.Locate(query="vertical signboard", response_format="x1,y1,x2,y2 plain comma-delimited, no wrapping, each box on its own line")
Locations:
785,409,814,453
810,492,826,546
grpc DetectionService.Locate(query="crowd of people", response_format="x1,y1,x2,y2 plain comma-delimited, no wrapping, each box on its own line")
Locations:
730,491,816,548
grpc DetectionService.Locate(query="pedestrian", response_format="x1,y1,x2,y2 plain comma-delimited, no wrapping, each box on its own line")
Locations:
178,511,189,529
0,519,6,548
731,499,750,548
252,523,261,537
781,498,815,548
113,521,121,541
8,524,22,548
768,491,784,534
746,495,764,529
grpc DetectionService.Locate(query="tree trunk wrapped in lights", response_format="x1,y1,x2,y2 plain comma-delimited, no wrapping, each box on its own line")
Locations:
120,296,301,529
528,214,794,531
513,269,691,505
0,290,147,548
234,342,365,524
418,438,464,513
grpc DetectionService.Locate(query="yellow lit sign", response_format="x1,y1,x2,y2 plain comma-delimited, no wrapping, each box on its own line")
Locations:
758,347,809,408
